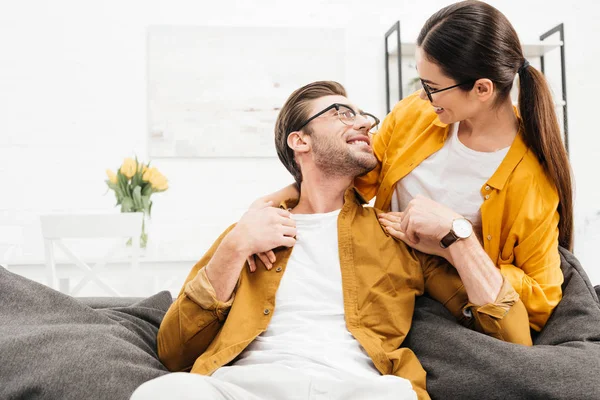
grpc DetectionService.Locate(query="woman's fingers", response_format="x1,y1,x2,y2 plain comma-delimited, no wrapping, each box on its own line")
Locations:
399,212,410,233
380,212,403,222
405,219,420,244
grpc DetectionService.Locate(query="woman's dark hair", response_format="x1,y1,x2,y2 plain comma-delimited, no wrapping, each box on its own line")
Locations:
417,0,573,249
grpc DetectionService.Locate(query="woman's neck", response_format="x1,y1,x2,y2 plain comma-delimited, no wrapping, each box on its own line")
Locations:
458,99,520,152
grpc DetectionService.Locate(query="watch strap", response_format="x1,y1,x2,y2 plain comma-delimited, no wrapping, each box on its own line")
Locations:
440,231,459,249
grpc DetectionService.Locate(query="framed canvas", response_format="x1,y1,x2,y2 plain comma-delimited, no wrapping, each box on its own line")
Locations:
147,25,347,158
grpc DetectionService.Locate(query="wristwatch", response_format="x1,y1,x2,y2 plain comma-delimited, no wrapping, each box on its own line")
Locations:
439,218,473,249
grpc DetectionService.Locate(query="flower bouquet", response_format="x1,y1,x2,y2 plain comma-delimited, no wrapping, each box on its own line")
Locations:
105,157,168,248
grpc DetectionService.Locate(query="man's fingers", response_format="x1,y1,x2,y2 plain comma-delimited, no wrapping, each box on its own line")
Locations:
279,216,297,227
274,208,292,218
281,236,296,248
281,226,297,238
247,255,257,273
257,252,273,270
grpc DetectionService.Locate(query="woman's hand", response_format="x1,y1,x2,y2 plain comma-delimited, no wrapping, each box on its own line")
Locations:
378,195,462,258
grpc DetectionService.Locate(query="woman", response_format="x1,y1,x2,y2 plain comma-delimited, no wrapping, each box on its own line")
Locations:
252,0,572,341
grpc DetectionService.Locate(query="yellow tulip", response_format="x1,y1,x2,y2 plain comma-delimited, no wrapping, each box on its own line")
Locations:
142,167,157,182
120,158,137,179
149,170,169,191
106,169,117,184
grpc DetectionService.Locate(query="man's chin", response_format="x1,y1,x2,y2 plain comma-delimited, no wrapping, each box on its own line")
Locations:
353,156,378,177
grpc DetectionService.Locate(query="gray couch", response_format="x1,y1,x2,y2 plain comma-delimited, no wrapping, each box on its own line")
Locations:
1,246,600,400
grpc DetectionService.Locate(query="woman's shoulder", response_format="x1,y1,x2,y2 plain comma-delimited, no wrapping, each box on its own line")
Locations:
507,149,559,206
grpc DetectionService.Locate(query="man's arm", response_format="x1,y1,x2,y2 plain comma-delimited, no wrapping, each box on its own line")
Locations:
157,205,296,372
156,225,239,372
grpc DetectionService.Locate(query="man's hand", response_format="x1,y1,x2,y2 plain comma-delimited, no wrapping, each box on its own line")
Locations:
204,203,296,302
234,201,296,271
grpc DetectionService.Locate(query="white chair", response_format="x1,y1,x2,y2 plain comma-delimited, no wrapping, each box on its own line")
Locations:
40,213,143,296
0,225,24,269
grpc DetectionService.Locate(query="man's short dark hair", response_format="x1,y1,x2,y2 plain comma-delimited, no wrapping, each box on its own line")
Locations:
274,81,347,188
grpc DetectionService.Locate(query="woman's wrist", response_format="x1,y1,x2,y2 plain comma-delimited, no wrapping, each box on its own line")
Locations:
445,235,481,267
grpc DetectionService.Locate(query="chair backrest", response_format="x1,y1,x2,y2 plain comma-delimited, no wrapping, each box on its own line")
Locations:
0,225,24,268
40,213,143,239
40,213,144,296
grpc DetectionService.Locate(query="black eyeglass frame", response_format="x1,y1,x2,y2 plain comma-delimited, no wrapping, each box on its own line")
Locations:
296,103,380,133
420,79,476,102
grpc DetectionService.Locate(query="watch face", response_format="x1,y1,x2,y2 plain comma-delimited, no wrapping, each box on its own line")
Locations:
453,218,473,239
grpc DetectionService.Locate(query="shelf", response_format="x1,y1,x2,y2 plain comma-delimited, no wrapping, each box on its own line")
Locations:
388,41,563,58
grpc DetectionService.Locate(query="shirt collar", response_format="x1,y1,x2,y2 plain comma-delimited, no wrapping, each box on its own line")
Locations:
279,186,366,211
486,129,529,191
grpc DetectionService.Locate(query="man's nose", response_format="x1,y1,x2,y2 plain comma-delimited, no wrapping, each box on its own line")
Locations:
353,114,370,131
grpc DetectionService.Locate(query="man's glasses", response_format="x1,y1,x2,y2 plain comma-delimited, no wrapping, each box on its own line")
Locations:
421,79,475,102
297,103,380,134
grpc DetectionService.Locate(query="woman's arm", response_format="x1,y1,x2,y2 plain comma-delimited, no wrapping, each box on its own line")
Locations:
416,252,532,345
381,178,563,332
250,183,299,210
379,195,504,305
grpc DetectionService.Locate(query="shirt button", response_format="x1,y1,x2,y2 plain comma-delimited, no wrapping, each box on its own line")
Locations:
275,267,282,272
485,185,491,191
487,235,492,241
263,309,270,315
484,194,490,200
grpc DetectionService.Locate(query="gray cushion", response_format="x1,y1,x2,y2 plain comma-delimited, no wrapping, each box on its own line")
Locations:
404,247,600,400
77,296,147,309
0,267,171,400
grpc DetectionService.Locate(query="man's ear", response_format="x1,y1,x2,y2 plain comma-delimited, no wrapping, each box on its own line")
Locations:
473,78,494,102
287,131,310,154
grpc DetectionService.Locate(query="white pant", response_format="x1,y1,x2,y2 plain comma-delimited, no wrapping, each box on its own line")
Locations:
131,364,417,400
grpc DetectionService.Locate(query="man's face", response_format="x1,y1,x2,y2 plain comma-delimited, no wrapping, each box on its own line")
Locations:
302,95,378,179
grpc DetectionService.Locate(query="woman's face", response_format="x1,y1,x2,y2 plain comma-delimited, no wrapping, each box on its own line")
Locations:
415,47,479,124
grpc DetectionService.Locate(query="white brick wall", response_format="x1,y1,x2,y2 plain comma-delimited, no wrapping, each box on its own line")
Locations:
1,0,599,287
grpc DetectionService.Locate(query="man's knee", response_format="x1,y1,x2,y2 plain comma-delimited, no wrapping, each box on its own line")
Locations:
130,372,213,400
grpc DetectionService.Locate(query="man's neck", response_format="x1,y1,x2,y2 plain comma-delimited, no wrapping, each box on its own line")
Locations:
291,173,352,215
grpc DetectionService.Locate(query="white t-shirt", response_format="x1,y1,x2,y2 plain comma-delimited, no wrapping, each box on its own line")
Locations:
391,122,510,234
233,209,381,380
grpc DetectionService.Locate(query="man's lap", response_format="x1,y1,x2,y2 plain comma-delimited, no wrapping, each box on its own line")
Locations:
131,364,416,400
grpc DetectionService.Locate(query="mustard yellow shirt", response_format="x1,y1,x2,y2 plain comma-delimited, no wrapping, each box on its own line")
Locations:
157,188,531,400
355,91,563,331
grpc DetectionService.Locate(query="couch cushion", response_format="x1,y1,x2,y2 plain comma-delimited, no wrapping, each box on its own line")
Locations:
0,267,171,400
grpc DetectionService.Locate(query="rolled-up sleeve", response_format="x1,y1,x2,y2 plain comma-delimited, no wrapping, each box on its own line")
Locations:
185,267,235,321
462,277,532,345
419,254,532,346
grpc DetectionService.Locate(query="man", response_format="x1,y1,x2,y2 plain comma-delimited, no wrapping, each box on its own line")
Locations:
132,81,428,399
132,81,528,400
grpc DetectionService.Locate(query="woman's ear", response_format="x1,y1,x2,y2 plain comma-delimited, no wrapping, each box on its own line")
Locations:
287,131,310,154
473,78,495,102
